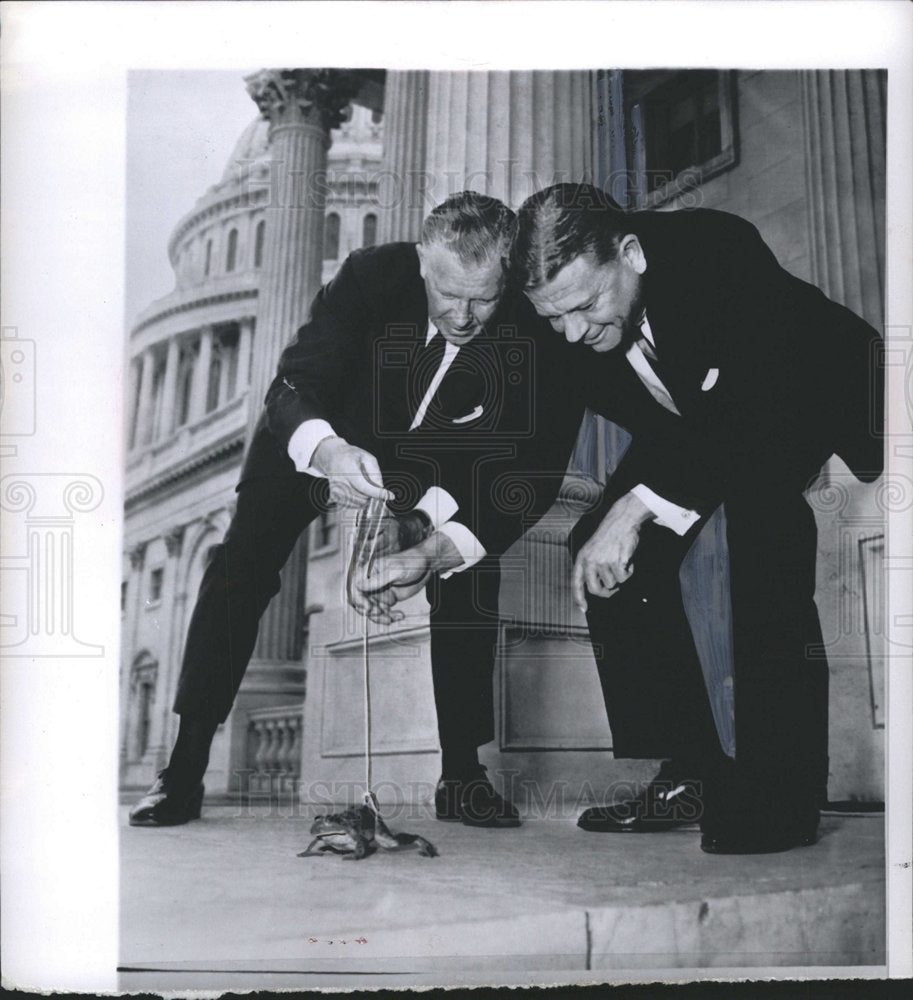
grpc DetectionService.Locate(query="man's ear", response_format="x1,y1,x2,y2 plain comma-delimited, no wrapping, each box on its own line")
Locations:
415,242,426,278
620,234,647,275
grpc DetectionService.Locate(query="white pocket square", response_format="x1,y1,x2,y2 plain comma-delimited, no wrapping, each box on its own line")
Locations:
701,368,720,391
452,404,484,424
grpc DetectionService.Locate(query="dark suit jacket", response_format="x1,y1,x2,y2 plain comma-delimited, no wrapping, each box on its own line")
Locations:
243,242,587,556
579,209,884,515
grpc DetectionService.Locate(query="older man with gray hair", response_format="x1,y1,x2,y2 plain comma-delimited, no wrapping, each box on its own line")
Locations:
130,191,586,831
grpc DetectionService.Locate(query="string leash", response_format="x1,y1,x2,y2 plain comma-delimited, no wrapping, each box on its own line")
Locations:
348,497,387,816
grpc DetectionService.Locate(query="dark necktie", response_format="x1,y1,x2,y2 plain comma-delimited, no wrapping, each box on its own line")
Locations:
412,332,447,411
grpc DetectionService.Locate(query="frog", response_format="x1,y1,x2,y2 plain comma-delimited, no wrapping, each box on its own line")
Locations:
297,804,439,861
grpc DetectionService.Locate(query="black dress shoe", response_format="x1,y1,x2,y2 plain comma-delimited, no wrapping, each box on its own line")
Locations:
699,769,820,854
129,772,204,827
434,777,464,822
577,761,703,833
434,768,521,828
700,803,820,855
700,826,818,855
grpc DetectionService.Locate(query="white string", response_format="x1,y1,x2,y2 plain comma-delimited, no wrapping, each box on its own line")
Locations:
357,498,386,815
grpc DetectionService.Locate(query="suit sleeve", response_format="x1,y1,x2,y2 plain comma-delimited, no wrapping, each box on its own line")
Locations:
263,254,377,452
608,214,883,516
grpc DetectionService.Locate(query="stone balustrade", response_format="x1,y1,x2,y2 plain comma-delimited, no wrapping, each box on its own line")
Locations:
245,704,303,795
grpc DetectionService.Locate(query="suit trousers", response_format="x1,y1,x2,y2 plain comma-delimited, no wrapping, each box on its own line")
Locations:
571,474,829,821
172,473,499,760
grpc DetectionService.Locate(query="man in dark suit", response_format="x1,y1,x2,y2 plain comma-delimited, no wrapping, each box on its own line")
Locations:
509,182,883,854
129,191,585,829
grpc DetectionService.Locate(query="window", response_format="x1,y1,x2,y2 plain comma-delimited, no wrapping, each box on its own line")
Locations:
362,213,377,248
204,238,212,277
254,220,266,267
206,350,222,413
625,70,737,208
324,212,340,260
226,228,238,272
176,353,194,427
148,567,164,604
222,327,240,400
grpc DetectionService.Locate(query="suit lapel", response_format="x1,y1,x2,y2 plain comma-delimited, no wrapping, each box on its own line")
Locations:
641,243,715,416
374,295,429,434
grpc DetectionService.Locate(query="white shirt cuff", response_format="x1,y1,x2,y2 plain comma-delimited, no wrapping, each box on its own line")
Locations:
631,484,700,536
415,486,459,530
287,419,338,475
437,521,487,577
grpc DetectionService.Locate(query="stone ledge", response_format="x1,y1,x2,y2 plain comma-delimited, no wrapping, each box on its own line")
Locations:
120,810,885,987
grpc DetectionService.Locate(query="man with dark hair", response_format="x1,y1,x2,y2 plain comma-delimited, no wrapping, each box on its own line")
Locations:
130,191,585,830
510,182,883,854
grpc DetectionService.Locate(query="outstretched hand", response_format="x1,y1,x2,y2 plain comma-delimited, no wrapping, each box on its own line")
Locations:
572,491,652,612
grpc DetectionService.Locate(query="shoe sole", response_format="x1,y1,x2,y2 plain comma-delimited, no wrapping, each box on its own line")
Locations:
129,814,201,828
577,820,696,833
128,786,204,827
700,834,818,855
436,812,521,827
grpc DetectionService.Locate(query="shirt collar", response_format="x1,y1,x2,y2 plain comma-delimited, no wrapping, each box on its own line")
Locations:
426,322,460,358
639,312,655,348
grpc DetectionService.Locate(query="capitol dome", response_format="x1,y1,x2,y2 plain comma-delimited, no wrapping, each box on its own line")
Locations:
218,116,271,187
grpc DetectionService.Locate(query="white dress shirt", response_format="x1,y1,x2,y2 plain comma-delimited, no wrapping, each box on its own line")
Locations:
625,315,701,536
286,323,484,573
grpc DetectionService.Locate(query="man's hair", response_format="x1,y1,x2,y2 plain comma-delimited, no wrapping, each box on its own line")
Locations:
511,183,631,289
421,191,517,267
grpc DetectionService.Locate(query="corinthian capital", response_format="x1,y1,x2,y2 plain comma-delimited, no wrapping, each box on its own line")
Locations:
245,69,362,134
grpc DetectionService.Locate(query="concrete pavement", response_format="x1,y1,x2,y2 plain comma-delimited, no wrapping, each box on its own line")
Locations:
119,803,885,991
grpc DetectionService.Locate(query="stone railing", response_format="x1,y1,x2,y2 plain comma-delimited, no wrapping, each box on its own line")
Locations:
246,704,303,795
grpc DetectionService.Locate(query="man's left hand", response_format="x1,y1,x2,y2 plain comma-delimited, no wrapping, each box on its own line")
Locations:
572,491,653,612
352,532,463,625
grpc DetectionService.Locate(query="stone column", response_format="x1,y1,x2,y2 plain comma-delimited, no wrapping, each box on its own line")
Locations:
189,325,214,423
152,523,187,766
156,336,181,440
242,70,360,668
126,355,141,449
800,70,887,802
800,70,886,331
595,70,630,208
121,539,148,769
243,68,363,435
377,70,430,243
425,70,597,209
236,316,254,391
133,349,155,449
